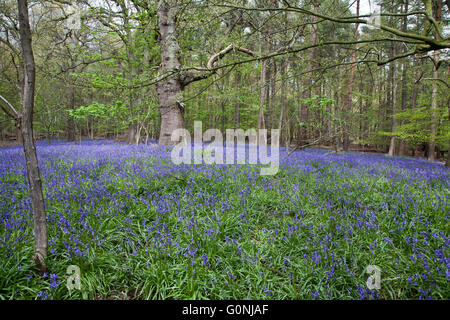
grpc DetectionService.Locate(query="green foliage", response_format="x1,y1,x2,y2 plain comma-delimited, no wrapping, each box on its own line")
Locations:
300,95,340,129
380,106,450,149
68,102,109,120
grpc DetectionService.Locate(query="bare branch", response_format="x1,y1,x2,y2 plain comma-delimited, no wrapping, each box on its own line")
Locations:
0,94,19,120
213,2,450,53
180,44,255,87
206,44,255,69
376,50,417,66
423,78,450,88
196,38,422,73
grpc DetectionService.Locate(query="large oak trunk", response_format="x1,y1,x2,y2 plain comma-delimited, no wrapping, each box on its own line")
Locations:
157,98,185,146
156,0,185,146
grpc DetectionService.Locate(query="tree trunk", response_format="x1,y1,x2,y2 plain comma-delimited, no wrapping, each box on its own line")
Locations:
428,1,442,161
18,0,48,273
156,0,185,146
333,89,340,153
343,0,359,151
234,70,241,127
221,100,226,135
267,56,276,132
119,0,140,145
377,67,385,151
279,58,287,148
428,50,439,161
67,80,76,141
298,0,319,149
446,65,450,167
388,53,397,156
258,58,267,141
16,123,23,144
127,123,138,144
398,0,409,156
446,103,450,166
385,39,395,154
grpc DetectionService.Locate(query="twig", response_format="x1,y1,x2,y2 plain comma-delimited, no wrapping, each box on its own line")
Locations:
260,259,300,294
423,78,450,88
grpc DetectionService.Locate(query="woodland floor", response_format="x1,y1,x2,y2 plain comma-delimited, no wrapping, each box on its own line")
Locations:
0,140,448,299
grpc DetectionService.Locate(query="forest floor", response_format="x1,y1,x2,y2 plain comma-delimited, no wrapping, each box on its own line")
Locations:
0,140,448,299
0,139,445,162
0,140,21,148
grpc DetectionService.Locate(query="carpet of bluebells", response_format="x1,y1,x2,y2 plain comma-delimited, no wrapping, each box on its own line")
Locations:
0,139,449,300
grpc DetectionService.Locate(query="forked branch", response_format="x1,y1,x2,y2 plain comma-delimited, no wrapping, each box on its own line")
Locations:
180,44,255,87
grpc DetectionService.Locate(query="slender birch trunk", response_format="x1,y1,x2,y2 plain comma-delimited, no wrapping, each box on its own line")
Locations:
18,0,48,273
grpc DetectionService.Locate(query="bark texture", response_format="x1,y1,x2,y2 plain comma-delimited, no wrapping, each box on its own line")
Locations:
156,0,187,146
18,0,48,273
428,50,439,161
343,0,359,151
298,1,319,149
155,0,254,146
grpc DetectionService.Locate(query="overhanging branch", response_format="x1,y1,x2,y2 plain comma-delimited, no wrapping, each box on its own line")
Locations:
0,94,20,120
423,78,450,88
180,44,255,87
206,44,255,69
214,2,449,53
